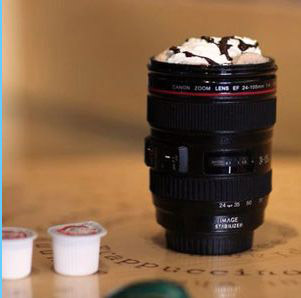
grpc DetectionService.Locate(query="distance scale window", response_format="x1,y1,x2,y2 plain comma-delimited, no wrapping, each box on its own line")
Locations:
204,151,254,175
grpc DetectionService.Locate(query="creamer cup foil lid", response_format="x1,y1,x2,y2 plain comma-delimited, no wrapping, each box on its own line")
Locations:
48,221,107,239
2,227,37,242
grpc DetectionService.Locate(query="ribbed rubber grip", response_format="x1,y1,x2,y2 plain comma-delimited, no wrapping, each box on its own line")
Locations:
147,95,276,131
166,231,253,255
150,170,272,201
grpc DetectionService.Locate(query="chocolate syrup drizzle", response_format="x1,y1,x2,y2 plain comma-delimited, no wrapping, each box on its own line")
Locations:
182,51,219,66
169,36,260,66
169,46,180,54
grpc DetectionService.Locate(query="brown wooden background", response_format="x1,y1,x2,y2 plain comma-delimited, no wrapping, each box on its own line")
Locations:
3,0,301,164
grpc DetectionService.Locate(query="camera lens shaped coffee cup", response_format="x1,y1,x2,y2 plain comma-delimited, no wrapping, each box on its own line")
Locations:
145,58,277,255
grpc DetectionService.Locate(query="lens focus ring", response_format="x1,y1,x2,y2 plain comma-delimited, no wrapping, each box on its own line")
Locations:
150,170,272,201
165,231,253,255
148,95,276,131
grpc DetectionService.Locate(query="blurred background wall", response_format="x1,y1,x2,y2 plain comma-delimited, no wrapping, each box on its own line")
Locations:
3,0,301,164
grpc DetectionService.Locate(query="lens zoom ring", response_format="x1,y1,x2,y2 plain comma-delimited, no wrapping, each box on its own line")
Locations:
148,96,276,131
150,170,272,201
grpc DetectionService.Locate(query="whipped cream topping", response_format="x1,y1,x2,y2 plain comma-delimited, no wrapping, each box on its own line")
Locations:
155,36,269,66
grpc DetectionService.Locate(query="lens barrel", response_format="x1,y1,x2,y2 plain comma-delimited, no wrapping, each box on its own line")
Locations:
145,58,277,255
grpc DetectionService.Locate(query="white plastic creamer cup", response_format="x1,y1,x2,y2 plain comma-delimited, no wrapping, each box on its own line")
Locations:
2,227,38,280
48,221,107,276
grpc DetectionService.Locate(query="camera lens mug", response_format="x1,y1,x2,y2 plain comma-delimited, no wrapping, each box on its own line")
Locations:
145,58,277,255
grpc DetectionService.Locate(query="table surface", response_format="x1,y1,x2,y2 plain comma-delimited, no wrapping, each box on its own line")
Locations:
3,154,301,298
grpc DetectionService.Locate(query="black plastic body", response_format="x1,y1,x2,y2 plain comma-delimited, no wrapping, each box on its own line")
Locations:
145,58,277,255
